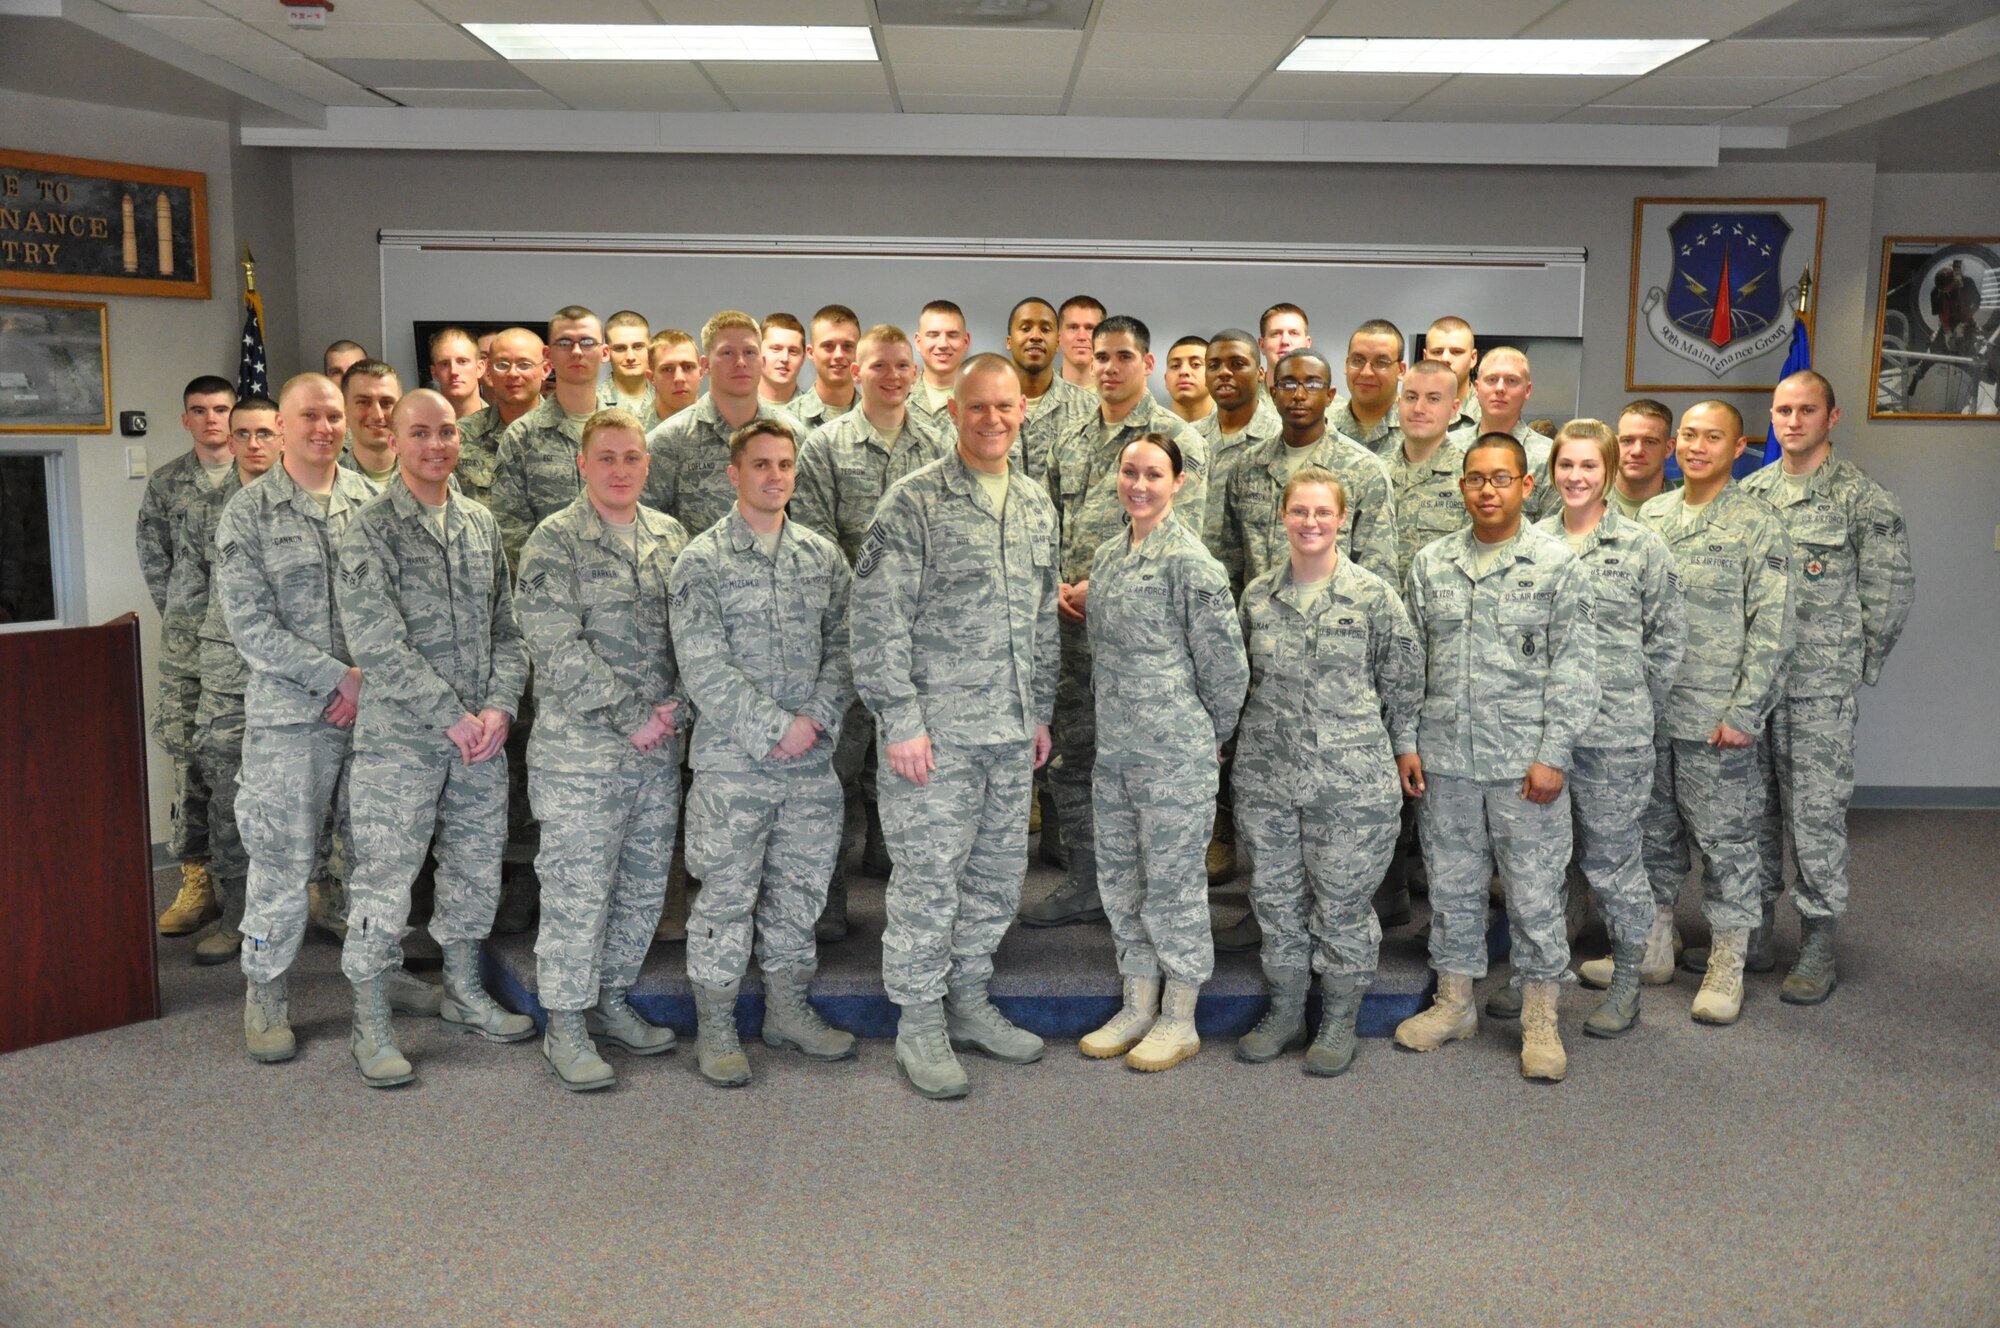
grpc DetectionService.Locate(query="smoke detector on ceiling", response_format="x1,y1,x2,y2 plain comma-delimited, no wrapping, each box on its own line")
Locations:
284,0,334,30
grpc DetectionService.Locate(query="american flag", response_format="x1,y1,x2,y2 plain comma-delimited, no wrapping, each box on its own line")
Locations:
237,288,269,399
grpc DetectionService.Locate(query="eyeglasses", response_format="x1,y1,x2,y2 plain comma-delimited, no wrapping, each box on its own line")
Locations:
1344,357,1399,374
1276,378,1330,393
552,337,601,353
490,359,542,373
232,428,279,443
1460,473,1521,490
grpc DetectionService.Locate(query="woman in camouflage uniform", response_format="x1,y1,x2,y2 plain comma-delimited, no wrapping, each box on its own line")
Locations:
1078,434,1248,1073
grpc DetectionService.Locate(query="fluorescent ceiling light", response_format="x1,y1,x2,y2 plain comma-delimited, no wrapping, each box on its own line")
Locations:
464,24,880,62
1279,38,1705,77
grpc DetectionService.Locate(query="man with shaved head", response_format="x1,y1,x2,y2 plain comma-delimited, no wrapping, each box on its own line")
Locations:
216,373,392,1065
456,326,546,506
333,388,532,1087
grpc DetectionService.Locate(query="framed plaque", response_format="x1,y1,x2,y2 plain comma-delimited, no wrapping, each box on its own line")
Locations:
1870,236,1999,420
0,150,210,300
0,295,111,434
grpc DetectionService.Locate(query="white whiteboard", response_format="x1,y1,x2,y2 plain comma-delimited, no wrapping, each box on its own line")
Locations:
377,232,1587,412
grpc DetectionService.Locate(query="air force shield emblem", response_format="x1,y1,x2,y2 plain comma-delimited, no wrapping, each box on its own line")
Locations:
1641,211,1799,378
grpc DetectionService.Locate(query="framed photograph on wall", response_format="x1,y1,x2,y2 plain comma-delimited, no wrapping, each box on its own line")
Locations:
1626,197,1824,392
1870,237,1999,420
0,296,110,433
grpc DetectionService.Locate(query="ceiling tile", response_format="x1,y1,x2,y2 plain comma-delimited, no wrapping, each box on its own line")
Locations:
1095,0,1326,36
893,63,1074,97
1071,68,1258,100
321,58,537,88
205,0,434,19
1597,73,1821,104
725,90,898,111
1230,100,1403,120
95,0,216,15
1392,103,1577,123
251,19,493,59
1080,31,1290,73
514,60,732,110
1064,96,1239,117
423,0,659,20
899,93,1067,115
1522,0,1799,39
1767,74,1890,106
642,0,873,22
1414,74,1633,107
375,87,572,108
131,14,303,62
1723,104,1840,125
234,54,398,105
1247,71,1448,103
1312,0,1567,40
1562,104,1743,123
704,61,890,93
1842,22,2000,80
881,26,1080,67
1655,36,1925,78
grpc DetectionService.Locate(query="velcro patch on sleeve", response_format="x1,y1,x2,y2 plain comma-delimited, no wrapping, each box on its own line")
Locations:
855,526,888,580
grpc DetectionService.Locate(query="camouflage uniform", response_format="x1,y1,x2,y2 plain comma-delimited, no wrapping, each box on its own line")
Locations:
333,481,529,983
1044,396,1209,903
516,496,690,1010
670,510,853,989
1193,394,1282,553
1217,427,1397,593
1637,484,1795,932
453,403,510,506
1405,524,1598,983
1741,456,1914,920
1087,517,1248,984
1235,558,1423,984
643,395,807,540
791,407,953,864
851,450,1060,1005
336,443,397,485
136,448,215,863
1537,509,1688,951
489,395,588,567
905,382,957,439
1330,398,1403,461
1389,436,1473,593
216,462,381,984
1019,376,1098,481
595,377,655,422
787,383,857,435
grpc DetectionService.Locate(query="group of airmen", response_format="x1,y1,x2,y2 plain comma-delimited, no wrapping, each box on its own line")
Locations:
137,291,1914,1096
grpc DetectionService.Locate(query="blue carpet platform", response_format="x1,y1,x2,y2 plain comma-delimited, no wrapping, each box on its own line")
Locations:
482,847,1508,1043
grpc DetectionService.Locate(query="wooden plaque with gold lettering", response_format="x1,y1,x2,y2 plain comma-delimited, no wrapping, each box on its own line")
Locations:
0,150,210,300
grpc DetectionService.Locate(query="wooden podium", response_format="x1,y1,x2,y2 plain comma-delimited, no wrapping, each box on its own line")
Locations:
0,615,160,1054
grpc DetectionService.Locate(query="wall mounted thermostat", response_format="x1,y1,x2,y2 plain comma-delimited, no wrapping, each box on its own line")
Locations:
119,411,148,437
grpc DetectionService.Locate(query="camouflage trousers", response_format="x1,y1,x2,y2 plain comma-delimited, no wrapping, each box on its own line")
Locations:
339,742,507,983
193,688,248,925
1094,757,1218,984
1237,766,1400,984
153,668,211,862
1418,773,1574,984
1046,620,1098,893
1641,736,1764,932
830,696,878,876
1758,693,1858,920
238,720,352,984
1568,744,1657,949
684,763,842,989
530,755,678,1011
879,737,1034,1006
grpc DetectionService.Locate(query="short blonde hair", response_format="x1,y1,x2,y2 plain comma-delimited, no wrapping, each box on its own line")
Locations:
648,329,697,369
581,407,645,451
701,310,760,352
1281,465,1346,515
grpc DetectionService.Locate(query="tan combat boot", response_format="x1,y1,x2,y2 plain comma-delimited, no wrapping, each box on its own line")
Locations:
1080,975,1160,1059
1125,978,1200,1072
1690,927,1750,1025
1394,972,1477,1051
158,861,218,936
1519,982,1567,1082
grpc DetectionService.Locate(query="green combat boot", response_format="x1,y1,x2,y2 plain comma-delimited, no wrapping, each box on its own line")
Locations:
1236,970,1309,1063
895,999,969,1100
762,968,856,1061
243,977,295,1064
1485,974,1523,1020
947,976,1044,1063
1781,916,1838,1005
1305,977,1364,1077
1584,941,1644,1038
588,988,676,1054
1212,910,1263,954
439,940,535,1042
194,925,243,967
1682,901,1776,975
350,973,415,1088
693,982,751,1087
542,1010,616,1092
1019,876,1103,928
385,966,443,1016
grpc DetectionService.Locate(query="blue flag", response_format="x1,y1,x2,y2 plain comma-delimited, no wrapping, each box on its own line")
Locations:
236,291,269,400
1753,317,1812,475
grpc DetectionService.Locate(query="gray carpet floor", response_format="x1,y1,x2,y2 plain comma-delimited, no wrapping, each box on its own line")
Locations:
2,808,1996,1327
